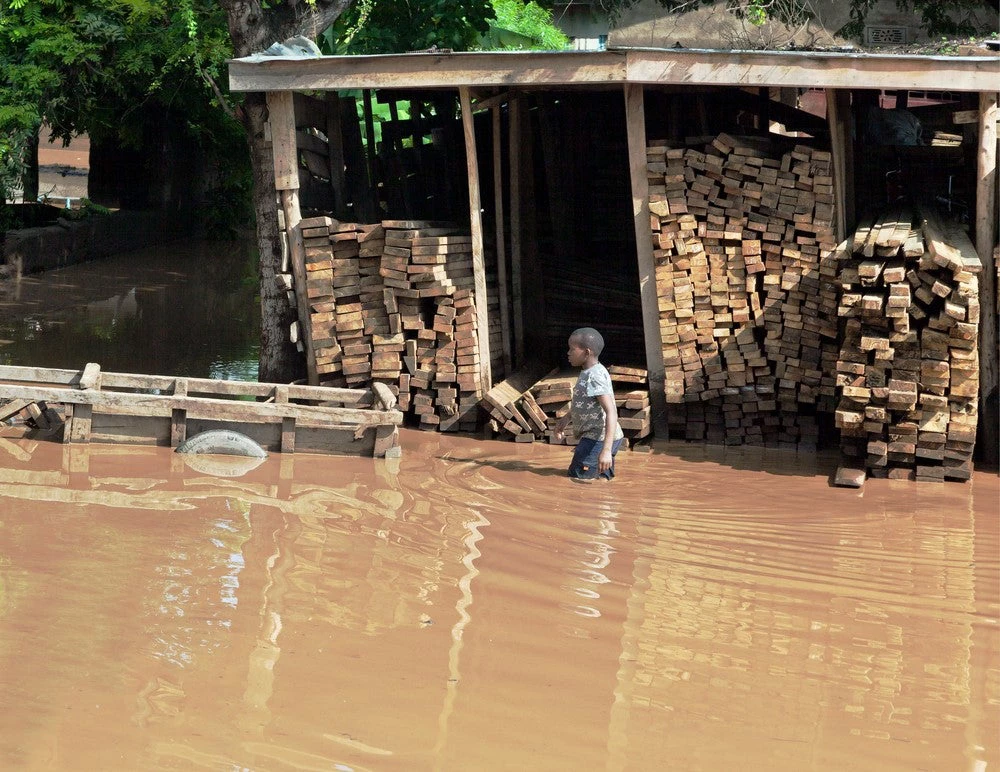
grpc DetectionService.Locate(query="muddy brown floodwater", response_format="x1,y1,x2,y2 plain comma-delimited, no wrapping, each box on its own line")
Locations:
0,432,996,771
0,243,997,770
0,240,260,380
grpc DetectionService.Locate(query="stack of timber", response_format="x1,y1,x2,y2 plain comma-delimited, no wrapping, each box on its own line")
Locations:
481,361,553,443
647,133,840,448
292,218,488,432
481,365,652,445
0,363,403,457
833,205,981,486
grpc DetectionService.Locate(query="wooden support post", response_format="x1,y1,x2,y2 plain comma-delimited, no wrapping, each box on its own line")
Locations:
758,87,770,134
826,89,854,240
61,403,73,444
69,403,92,444
267,90,319,386
281,417,296,453
624,83,668,438
508,96,524,367
340,95,371,221
538,97,575,267
459,85,493,392
976,91,998,466
170,378,188,447
362,89,379,218
326,92,347,220
373,424,397,457
492,103,512,377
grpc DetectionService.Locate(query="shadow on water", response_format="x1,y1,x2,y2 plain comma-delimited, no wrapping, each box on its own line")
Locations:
0,239,260,380
437,454,569,478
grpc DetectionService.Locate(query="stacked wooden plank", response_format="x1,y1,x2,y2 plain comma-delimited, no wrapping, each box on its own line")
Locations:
834,205,981,484
382,221,482,432
481,365,651,445
646,133,840,447
608,366,652,442
532,371,576,443
294,218,486,433
481,362,553,442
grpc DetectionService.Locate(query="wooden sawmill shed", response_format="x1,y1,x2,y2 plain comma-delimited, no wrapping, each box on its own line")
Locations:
227,47,999,478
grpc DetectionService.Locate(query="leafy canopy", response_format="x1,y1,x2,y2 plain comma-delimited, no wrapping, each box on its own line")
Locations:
0,0,240,201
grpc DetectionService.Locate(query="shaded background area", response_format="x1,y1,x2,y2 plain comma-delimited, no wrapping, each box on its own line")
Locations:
0,239,260,380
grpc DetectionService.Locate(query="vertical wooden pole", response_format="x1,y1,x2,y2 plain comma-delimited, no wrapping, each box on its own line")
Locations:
492,103,512,377
362,89,379,220
976,91,998,466
757,87,770,134
459,86,493,393
267,90,318,386
826,88,854,241
624,83,668,438
325,92,347,220
508,96,524,366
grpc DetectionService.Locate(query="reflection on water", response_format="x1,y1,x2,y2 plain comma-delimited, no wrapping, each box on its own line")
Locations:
0,432,996,770
0,240,260,379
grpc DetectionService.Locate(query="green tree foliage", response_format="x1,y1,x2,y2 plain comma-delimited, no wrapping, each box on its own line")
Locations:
0,0,242,202
485,0,570,50
324,0,495,53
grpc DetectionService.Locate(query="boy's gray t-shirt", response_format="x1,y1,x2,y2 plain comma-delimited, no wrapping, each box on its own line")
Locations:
571,363,624,442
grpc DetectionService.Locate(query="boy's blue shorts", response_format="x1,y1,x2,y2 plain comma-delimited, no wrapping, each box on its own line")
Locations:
568,437,623,480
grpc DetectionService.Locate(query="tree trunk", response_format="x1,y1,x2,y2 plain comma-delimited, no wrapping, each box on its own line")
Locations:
245,93,303,383
220,0,353,383
21,125,39,203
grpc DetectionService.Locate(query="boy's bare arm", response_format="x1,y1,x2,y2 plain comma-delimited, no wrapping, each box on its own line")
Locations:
596,392,619,472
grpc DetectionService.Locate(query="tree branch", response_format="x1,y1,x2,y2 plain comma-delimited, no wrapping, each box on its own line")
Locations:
271,0,355,45
199,66,238,122
221,0,354,58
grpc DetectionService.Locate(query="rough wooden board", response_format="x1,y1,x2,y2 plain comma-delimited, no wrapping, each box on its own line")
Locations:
227,49,1000,94
78,362,102,390
0,384,401,428
834,465,866,488
483,361,552,406
0,398,33,422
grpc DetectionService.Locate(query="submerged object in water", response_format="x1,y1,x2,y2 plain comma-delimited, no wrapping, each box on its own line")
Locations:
175,429,268,459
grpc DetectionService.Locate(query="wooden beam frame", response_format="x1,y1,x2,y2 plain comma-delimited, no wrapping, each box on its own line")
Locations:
474,90,511,113
267,91,319,386
624,83,668,438
976,91,998,466
459,86,493,393
492,104,513,376
509,97,524,367
230,49,1000,95
325,92,347,219
826,88,854,241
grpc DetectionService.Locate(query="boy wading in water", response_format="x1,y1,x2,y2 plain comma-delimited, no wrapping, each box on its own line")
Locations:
552,327,624,480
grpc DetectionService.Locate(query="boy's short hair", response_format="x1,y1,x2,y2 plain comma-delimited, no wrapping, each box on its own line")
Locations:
570,327,605,357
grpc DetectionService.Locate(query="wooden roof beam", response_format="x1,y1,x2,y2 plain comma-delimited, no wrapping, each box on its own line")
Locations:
229,49,1000,94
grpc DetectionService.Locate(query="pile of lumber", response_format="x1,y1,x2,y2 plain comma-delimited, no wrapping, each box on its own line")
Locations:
294,217,485,432
646,133,840,447
481,361,552,443
0,398,63,438
481,365,652,445
834,205,981,485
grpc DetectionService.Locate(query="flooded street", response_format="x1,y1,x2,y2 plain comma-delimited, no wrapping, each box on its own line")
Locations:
0,244,997,770
0,240,260,380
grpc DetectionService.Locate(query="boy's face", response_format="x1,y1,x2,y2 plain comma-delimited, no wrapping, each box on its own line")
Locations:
567,337,589,367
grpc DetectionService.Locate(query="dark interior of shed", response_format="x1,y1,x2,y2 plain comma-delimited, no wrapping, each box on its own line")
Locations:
300,84,983,387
